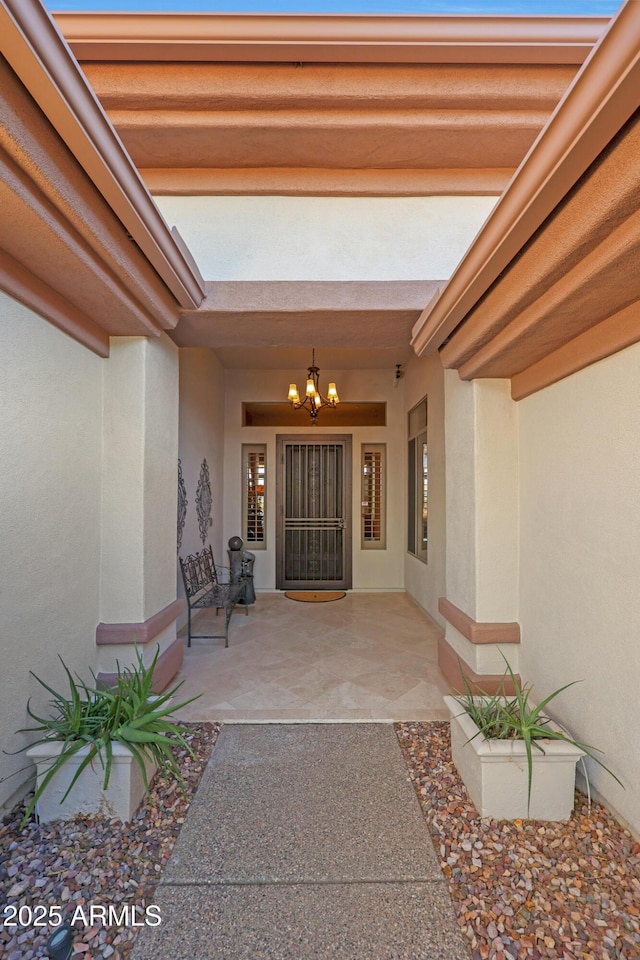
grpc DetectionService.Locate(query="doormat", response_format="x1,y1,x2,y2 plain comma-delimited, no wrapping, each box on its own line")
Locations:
285,591,346,603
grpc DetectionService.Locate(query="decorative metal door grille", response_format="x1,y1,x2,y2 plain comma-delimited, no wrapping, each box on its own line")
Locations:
277,436,352,590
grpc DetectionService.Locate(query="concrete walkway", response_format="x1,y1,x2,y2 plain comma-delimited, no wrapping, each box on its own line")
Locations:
131,724,468,960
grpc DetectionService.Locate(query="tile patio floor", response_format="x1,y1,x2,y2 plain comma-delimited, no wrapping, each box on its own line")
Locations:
173,591,452,723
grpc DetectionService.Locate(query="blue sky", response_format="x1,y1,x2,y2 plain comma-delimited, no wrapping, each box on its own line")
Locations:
47,1,621,14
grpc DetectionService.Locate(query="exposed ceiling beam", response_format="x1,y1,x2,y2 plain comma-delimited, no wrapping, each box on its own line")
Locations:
55,12,608,65
142,168,511,198
173,280,441,356
81,60,577,197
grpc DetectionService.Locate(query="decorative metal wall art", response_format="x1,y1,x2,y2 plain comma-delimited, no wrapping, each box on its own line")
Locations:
177,458,188,553
196,458,212,545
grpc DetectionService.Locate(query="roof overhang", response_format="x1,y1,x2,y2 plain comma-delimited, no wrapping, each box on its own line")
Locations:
0,0,205,355
411,0,640,399
57,13,607,199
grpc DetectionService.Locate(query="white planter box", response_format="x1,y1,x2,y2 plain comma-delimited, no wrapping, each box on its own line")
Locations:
444,696,585,820
26,741,157,823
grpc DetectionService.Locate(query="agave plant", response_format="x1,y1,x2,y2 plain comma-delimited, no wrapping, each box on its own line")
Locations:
453,655,623,815
6,646,201,825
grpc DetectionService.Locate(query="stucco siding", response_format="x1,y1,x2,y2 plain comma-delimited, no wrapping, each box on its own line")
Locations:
0,294,103,808
154,196,497,281
177,349,226,625
142,335,180,620
444,372,478,618
519,339,640,834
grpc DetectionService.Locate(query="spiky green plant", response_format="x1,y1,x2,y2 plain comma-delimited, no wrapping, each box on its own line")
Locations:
5,646,201,825
453,655,623,816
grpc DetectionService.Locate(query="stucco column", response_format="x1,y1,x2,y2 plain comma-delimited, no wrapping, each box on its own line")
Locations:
439,372,520,691
97,334,183,686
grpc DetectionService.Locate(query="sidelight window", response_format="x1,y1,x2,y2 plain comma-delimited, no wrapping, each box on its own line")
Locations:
361,443,386,549
242,444,266,549
407,398,428,563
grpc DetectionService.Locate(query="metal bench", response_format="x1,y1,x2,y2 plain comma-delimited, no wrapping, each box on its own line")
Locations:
179,545,247,648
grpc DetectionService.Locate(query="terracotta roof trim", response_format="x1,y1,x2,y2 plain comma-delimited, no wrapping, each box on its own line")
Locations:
55,12,608,65
0,0,205,310
410,0,640,360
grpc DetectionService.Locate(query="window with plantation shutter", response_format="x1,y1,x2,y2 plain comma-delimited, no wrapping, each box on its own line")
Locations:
361,443,386,549
242,444,266,549
407,398,428,563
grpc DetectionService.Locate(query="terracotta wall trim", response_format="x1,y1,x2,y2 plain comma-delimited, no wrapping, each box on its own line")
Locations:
438,636,520,696
410,0,640,358
0,0,204,311
438,597,520,645
96,599,184,646
55,13,606,65
97,637,184,693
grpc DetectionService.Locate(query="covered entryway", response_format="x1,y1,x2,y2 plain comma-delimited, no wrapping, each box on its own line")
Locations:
276,434,352,591
174,591,450,722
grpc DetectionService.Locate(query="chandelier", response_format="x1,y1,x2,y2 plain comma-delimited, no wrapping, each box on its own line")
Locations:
287,349,340,424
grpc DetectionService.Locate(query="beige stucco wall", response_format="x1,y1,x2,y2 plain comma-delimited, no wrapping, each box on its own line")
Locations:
101,339,145,622
154,195,497,281
0,307,181,803
403,353,446,626
0,294,103,808
444,373,519,623
99,334,180,672
444,373,477,617
475,380,519,622
177,349,226,624
222,366,406,590
142,335,180,620
518,341,640,834
97,334,180,674
443,373,520,675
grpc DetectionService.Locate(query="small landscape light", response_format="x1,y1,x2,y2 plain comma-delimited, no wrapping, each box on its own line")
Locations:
46,923,75,960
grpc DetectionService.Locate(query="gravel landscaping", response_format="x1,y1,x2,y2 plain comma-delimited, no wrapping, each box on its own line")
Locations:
396,721,640,960
2,720,639,960
0,723,219,960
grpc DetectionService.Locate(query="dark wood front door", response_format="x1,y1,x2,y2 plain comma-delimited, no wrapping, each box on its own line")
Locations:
276,435,352,590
